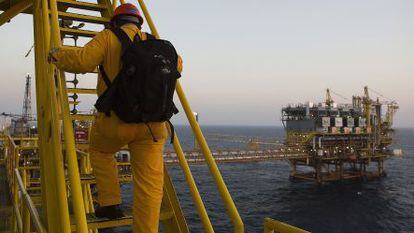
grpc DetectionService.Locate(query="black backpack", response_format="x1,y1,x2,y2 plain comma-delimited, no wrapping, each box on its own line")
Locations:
95,27,180,140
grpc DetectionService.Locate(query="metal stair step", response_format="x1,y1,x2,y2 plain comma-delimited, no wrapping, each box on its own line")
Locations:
57,11,110,24
57,0,107,11
70,209,173,231
67,88,96,94
60,27,98,38
69,101,80,105
80,174,132,184
75,143,89,150
71,114,95,121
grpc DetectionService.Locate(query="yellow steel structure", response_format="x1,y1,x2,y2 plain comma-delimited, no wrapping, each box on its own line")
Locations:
0,0,32,26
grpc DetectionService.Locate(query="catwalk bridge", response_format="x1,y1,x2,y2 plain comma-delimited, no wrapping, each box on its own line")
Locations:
162,149,308,164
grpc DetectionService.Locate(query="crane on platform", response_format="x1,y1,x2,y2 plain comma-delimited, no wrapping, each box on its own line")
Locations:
330,89,349,101
367,87,399,126
384,101,399,126
325,88,334,107
1,112,23,119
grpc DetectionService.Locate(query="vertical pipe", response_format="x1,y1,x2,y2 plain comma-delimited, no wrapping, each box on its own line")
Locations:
48,0,88,229
22,168,27,189
79,156,90,213
22,203,31,233
12,170,19,233
33,0,51,227
35,0,72,230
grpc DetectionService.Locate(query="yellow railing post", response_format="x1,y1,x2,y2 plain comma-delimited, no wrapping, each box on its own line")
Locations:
15,168,48,233
13,164,22,233
136,0,244,231
22,170,31,233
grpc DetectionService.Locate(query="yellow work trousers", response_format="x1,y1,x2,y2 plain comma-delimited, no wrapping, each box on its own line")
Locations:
89,113,166,233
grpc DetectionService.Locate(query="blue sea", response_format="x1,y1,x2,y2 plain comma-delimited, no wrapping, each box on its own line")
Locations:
116,126,414,233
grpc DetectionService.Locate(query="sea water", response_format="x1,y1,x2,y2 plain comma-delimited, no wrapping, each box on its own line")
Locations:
114,126,414,233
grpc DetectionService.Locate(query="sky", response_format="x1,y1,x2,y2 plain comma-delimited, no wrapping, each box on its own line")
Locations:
0,0,413,127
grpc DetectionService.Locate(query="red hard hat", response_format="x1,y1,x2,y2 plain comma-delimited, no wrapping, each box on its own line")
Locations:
112,3,143,25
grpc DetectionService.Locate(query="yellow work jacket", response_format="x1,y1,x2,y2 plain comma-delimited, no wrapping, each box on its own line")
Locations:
54,24,183,97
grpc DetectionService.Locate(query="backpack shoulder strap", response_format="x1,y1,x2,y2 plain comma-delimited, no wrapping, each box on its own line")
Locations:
98,65,112,88
132,32,156,43
146,33,156,40
110,27,133,53
99,27,134,88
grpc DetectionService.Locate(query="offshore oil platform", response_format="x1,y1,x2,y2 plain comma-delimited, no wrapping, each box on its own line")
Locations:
282,87,400,183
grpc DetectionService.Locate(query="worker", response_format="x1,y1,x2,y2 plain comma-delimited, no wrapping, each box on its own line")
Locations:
49,3,182,233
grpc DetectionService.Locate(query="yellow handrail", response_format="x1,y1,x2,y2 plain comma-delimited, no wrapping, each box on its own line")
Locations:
3,135,47,233
136,0,244,231
14,168,48,233
263,218,310,233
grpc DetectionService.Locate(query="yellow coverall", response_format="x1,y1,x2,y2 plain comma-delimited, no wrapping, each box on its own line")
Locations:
53,23,182,233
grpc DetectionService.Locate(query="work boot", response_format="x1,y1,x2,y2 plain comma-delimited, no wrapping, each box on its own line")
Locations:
95,205,125,219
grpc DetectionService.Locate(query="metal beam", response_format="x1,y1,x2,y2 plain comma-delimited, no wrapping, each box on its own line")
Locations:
0,0,32,27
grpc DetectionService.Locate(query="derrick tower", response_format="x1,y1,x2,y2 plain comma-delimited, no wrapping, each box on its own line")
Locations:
22,74,32,122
